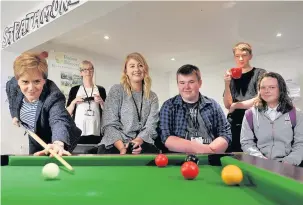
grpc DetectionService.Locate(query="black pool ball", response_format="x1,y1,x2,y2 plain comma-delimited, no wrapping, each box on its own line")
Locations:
185,155,199,165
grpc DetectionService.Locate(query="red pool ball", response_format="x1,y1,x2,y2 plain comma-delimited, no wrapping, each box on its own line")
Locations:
181,161,199,180
155,154,168,167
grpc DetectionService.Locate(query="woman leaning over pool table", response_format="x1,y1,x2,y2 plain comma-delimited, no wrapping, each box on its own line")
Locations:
6,52,82,156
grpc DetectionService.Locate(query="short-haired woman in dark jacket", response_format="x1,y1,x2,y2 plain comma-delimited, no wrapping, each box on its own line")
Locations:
6,52,82,156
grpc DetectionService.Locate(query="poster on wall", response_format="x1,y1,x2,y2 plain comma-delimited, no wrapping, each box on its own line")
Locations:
48,51,84,101
286,78,301,101
60,71,82,99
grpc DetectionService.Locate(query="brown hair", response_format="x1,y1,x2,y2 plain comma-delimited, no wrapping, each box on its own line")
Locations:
254,72,293,114
13,52,48,80
232,42,252,55
120,52,152,99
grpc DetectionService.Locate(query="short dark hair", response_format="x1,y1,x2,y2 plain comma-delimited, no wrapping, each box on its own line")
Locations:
176,64,201,81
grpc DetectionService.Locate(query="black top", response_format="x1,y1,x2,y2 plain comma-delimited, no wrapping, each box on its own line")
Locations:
184,101,199,130
184,101,198,108
226,67,266,124
230,67,266,102
183,100,213,143
183,100,199,132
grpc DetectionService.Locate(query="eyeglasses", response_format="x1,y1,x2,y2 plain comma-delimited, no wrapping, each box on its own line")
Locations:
81,68,94,72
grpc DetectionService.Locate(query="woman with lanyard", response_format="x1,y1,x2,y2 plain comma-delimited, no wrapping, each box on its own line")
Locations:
66,60,106,151
97,52,160,154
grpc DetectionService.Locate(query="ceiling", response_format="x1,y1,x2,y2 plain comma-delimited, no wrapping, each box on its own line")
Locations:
26,1,303,72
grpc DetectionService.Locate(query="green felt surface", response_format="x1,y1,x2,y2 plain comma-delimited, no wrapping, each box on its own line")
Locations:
1,155,303,205
221,157,303,205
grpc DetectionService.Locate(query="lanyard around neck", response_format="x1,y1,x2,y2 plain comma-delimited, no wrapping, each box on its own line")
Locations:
131,89,144,123
83,85,94,97
83,85,94,110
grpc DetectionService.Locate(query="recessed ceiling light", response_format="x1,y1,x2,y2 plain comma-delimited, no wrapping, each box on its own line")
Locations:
276,33,282,37
104,35,110,40
223,1,236,9
171,58,175,61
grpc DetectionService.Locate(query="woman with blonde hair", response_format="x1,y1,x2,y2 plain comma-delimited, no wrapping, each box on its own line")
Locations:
66,60,106,152
6,52,81,156
97,52,160,154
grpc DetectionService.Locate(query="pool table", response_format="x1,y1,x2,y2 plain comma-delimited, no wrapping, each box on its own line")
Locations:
1,154,303,205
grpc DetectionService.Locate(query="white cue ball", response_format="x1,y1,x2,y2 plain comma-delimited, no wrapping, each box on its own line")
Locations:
42,163,60,179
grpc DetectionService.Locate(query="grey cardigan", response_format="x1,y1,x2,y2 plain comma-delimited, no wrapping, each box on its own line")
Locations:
100,84,159,148
6,77,82,154
240,107,303,165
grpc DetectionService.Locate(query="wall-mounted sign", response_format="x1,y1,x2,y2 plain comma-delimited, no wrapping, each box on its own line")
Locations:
2,0,80,49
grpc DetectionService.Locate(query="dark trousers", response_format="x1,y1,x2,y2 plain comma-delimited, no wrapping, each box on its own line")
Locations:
97,142,160,154
154,136,170,153
226,109,246,152
78,135,102,144
73,135,102,154
29,136,47,154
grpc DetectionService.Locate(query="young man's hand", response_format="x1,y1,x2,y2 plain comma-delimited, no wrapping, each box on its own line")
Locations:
224,70,232,84
229,103,238,113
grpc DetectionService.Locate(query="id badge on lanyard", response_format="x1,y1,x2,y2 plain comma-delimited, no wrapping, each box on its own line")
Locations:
85,109,94,116
191,136,204,144
83,85,95,117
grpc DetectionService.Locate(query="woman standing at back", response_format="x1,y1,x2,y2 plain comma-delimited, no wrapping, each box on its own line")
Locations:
66,60,106,147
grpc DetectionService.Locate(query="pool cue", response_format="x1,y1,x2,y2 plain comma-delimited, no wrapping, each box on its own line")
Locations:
21,125,74,171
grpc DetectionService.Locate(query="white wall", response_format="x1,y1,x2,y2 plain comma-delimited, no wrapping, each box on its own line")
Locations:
1,50,28,154
2,45,302,154
253,46,303,109
0,44,170,154
168,46,303,113
33,43,171,103
149,71,170,106
34,43,123,92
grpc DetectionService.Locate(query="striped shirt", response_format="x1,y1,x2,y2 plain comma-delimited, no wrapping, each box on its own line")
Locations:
20,98,39,131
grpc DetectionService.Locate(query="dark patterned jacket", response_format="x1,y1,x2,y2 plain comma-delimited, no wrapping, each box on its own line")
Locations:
6,77,82,154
